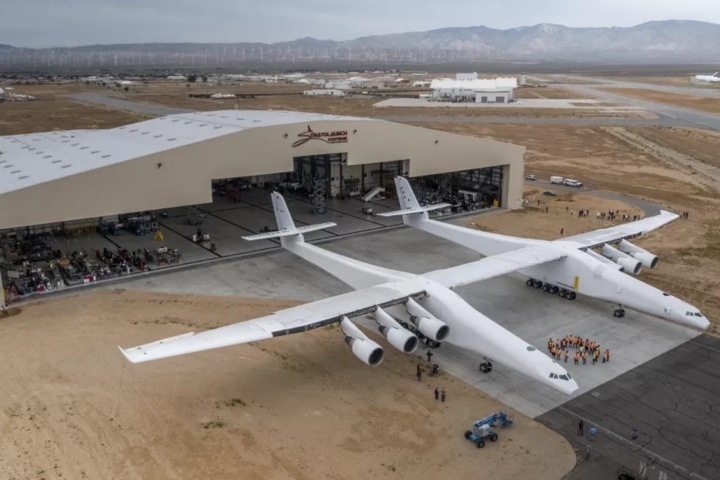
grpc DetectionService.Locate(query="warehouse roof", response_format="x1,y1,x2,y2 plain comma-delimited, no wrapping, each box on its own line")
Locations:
0,110,375,195
430,78,518,90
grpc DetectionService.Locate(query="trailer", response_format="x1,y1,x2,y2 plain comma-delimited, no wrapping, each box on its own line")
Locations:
550,176,564,184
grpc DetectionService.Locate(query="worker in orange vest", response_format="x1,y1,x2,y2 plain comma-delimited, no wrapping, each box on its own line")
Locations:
550,346,556,358
574,352,580,365
606,349,610,362
582,352,588,365
602,351,608,363
564,350,570,363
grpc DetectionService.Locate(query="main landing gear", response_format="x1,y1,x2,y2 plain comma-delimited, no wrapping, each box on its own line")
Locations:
613,306,626,318
526,279,576,301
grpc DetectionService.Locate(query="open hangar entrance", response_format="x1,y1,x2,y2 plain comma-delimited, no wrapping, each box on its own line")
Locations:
0,110,526,305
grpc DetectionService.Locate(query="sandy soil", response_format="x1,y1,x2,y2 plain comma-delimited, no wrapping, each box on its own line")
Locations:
411,122,720,333
471,188,642,239
0,99,150,135
598,76,720,87
631,127,720,169
601,88,720,114
0,290,575,480
515,87,592,99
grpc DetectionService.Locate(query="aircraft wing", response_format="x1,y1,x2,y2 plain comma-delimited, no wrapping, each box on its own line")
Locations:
119,282,425,364
561,210,679,249
425,246,567,289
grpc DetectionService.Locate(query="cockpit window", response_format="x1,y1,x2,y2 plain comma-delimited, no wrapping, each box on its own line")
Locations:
694,313,703,317
567,373,572,380
559,375,569,381
663,292,670,297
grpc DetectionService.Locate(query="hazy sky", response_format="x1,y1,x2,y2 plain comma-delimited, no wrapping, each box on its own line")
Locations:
2,0,720,48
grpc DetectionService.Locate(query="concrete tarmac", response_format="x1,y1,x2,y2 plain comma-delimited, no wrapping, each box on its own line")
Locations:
538,334,720,480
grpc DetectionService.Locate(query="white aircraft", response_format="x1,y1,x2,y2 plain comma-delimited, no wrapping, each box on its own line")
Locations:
379,177,709,331
119,192,579,395
694,72,720,83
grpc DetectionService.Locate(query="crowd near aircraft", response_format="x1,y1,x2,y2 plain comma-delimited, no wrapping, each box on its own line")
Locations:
380,177,709,330
694,72,720,83
120,192,579,395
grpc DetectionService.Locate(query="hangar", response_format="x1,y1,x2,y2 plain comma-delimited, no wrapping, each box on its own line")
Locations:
0,110,526,230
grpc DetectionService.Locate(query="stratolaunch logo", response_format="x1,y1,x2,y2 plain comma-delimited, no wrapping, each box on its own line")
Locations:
292,125,348,147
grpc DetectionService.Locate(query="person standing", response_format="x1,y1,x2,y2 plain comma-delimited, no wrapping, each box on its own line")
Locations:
578,419,584,436
426,350,434,363
417,364,422,381
441,389,446,402
585,444,591,460
560,228,564,235
434,387,439,401
582,351,588,365
631,428,638,442
564,350,569,363
606,349,610,362
574,352,580,365
589,426,597,441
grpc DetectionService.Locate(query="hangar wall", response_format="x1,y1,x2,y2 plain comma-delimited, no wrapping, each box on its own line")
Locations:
0,120,525,229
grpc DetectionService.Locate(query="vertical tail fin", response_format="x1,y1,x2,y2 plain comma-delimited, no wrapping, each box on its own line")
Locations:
376,177,450,219
395,176,421,211
242,192,337,241
271,192,297,234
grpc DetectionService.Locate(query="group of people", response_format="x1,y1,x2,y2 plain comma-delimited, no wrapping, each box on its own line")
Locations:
680,211,690,219
565,206,639,223
547,336,610,366
417,360,447,402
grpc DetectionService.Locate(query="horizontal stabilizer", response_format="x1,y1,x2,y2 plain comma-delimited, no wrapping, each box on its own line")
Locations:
377,203,451,217
242,222,336,241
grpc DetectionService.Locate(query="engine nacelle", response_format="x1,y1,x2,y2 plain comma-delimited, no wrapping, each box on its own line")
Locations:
405,299,450,342
379,326,419,354
340,317,384,366
618,240,659,269
601,244,642,275
374,308,419,354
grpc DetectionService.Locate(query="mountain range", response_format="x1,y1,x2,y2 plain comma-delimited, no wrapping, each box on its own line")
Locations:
2,21,720,66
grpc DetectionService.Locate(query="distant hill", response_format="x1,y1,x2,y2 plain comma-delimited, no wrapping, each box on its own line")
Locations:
2,20,720,68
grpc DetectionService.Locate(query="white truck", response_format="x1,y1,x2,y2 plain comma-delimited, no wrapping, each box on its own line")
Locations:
550,176,564,185
563,179,583,188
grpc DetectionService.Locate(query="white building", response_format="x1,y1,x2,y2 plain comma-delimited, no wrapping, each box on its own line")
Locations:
456,73,478,81
0,87,4,102
167,75,187,81
296,78,326,86
430,77,518,103
303,89,347,97
325,80,352,90
413,81,431,87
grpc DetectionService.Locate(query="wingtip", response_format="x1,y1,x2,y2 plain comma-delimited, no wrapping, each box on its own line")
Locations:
118,345,135,363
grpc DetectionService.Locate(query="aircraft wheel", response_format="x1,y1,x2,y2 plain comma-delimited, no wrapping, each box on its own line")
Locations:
614,309,625,318
558,290,567,298
542,284,550,292
526,279,535,287
551,286,560,295
533,280,543,289
567,292,577,301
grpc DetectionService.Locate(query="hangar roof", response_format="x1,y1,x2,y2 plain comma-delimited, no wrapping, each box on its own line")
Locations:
0,110,374,195
430,78,518,90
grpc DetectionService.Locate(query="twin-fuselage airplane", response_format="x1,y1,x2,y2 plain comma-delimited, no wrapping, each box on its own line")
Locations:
119,178,707,396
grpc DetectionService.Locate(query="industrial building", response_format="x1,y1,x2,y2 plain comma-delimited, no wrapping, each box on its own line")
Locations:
303,89,347,97
430,77,518,103
0,110,525,302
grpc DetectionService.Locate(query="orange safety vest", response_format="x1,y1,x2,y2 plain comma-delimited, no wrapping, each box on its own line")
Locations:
564,351,569,359
582,352,588,360
574,353,579,361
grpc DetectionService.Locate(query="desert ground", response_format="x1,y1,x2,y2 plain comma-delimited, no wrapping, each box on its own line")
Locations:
601,87,720,114
514,87,592,99
0,290,575,480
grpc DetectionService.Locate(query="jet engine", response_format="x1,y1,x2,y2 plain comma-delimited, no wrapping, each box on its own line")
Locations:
374,308,419,354
405,298,450,342
618,240,659,269
340,317,384,366
601,244,642,275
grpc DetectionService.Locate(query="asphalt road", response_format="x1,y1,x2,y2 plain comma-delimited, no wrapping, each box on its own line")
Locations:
538,334,720,480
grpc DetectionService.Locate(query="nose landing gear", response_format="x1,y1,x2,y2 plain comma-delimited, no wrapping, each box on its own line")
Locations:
613,306,626,318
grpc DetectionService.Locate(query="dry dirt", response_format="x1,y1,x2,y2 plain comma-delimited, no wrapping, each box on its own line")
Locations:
471,188,643,239
601,87,720,114
515,87,592,99
412,122,720,333
0,290,575,480
598,76,720,87
630,126,720,169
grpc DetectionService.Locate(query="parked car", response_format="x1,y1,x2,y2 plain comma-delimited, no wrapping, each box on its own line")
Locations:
525,175,537,181
543,190,557,196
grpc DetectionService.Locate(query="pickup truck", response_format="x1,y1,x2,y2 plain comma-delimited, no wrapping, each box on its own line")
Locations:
563,179,583,188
